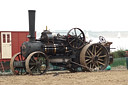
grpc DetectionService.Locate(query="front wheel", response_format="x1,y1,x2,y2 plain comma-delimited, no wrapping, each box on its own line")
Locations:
25,51,49,75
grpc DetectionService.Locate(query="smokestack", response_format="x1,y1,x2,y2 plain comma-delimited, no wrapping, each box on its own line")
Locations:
28,10,36,42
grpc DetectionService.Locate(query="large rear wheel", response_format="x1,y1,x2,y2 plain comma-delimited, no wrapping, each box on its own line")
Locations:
80,43,109,71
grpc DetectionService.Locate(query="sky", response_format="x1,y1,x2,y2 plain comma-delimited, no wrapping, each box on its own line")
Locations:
0,0,128,32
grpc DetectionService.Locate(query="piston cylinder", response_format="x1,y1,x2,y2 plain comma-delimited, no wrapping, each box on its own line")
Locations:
43,44,68,55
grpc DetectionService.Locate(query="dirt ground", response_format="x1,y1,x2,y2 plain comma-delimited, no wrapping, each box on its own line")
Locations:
0,69,128,85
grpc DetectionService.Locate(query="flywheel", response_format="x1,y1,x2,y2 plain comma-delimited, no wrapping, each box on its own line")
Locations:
67,28,85,49
80,43,109,71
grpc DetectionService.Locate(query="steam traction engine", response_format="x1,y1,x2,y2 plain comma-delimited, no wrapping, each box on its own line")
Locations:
10,10,113,75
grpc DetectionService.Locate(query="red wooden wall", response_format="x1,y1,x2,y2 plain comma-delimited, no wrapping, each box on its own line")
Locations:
0,33,1,59
0,31,36,60
11,32,29,57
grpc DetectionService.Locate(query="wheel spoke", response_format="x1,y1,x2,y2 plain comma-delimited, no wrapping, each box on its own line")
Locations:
74,41,77,48
31,56,36,62
99,55,107,58
29,62,36,65
87,51,91,56
97,51,102,56
92,45,94,54
74,28,77,36
96,62,100,68
98,58,104,61
78,33,82,38
30,66,35,70
92,63,95,68
94,64,98,69
85,56,91,58
31,66,37,72
98,61,105,66
85,59,91,62
77,38,83,47
89,63,92,69
86,60,92,65
87,49,94,56
75,39,79,48
69,38,75,44
20,56,23,61
18,55,20,61
96,47,102,55
78,38,84,43
94,45,97,55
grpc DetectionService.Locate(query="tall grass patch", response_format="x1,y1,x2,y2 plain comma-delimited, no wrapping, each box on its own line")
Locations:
110,57,126,67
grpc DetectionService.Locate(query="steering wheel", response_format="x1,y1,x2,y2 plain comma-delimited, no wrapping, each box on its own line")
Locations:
99,36,106,43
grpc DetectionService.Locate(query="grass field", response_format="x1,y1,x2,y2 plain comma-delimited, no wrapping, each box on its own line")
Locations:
110,57,127,67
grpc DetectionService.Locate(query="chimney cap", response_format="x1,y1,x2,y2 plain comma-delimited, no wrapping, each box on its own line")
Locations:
28,10,36,12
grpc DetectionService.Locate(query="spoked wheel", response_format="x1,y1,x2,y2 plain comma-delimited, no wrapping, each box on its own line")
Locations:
67,28,85,49
10,52,26,75
25,51,49,75
80,43,109,71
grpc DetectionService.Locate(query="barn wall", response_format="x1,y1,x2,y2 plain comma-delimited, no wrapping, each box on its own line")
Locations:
11,32,29,57
11,32,19,56
0,32,1,59
0,31,36,59
18,32,29,48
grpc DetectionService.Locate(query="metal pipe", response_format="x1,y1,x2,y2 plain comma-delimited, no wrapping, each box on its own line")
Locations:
28,10,36,41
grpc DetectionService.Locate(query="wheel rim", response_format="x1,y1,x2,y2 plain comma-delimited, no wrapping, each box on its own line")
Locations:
10,52,26,75
25,51,49,75
80,43,109,71
67,28,85,49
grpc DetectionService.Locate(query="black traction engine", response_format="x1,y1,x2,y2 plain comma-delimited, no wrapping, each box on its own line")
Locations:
10,10,113,75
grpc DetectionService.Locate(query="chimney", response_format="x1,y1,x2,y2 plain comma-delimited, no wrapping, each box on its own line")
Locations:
28,10,36,42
